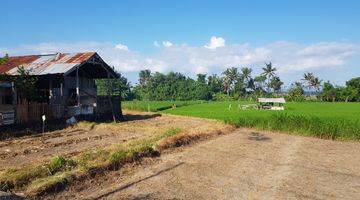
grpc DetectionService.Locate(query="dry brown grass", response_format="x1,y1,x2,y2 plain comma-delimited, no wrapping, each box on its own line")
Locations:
0,111,234,197
156,126,234,150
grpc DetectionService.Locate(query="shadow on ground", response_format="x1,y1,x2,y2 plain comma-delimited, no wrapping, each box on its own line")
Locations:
122,113,161,122
89,162,185,200
248,132,271,141
0,119,68,141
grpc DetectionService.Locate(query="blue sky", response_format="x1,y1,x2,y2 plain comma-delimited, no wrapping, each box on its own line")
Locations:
1,0,360,86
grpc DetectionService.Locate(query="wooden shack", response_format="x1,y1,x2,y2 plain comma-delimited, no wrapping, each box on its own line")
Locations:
258,98,286,110
0,81,15,125
0,52,121,125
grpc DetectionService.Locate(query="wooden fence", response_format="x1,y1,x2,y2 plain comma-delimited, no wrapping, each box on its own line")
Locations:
16,103,65,123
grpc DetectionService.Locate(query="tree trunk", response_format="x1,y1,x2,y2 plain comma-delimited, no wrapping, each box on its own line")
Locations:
118,88,124,120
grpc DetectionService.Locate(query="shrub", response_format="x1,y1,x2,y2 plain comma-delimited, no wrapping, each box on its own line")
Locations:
108,150,128,165
162,128,182,138
47,156,76,175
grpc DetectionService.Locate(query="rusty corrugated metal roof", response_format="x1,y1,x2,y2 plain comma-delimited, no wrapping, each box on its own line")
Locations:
0,52,96,75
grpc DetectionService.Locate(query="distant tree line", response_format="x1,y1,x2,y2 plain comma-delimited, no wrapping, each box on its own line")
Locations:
319,78,360,102
132,63,287,101
126,63,359,102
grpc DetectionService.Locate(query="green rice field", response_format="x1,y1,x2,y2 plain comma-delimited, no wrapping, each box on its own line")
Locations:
123,101,360,140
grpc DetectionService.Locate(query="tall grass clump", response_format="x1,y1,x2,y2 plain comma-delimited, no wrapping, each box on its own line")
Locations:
77,149,110,171
47,156,76,175
161,127,182,138
108,150,128,165
0,156,76,191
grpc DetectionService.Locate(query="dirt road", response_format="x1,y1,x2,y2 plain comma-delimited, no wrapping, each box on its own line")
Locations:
57,128,360,200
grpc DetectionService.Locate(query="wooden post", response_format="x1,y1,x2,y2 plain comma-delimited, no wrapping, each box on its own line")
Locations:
107,71,116,122
76,66,80,107
60,79,65,118
60,83,63,97
118,86,123,120
11,82,17,123
49,79,53,104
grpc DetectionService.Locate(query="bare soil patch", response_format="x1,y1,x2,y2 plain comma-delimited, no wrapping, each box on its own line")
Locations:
0,110,229,173
51,128,360,200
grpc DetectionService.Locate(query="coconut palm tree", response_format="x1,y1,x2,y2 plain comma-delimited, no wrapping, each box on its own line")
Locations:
302,72,315,91
311,77,322,93
294,81,303,88
261,62,277,93
240,67,253,92
269,76,284,93
254,75,267,94
262,62,276,78
139,69,151,88
240,67,252,81
222,67,239,95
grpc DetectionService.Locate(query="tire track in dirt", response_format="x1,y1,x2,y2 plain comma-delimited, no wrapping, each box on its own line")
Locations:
259,137,304,199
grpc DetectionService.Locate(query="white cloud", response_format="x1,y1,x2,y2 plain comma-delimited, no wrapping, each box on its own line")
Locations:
114,43,129,51
194,66,209,74
154,40,174,48
162,41,173,47
1,39,359,84
153,41,160,47
204,36,226,49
